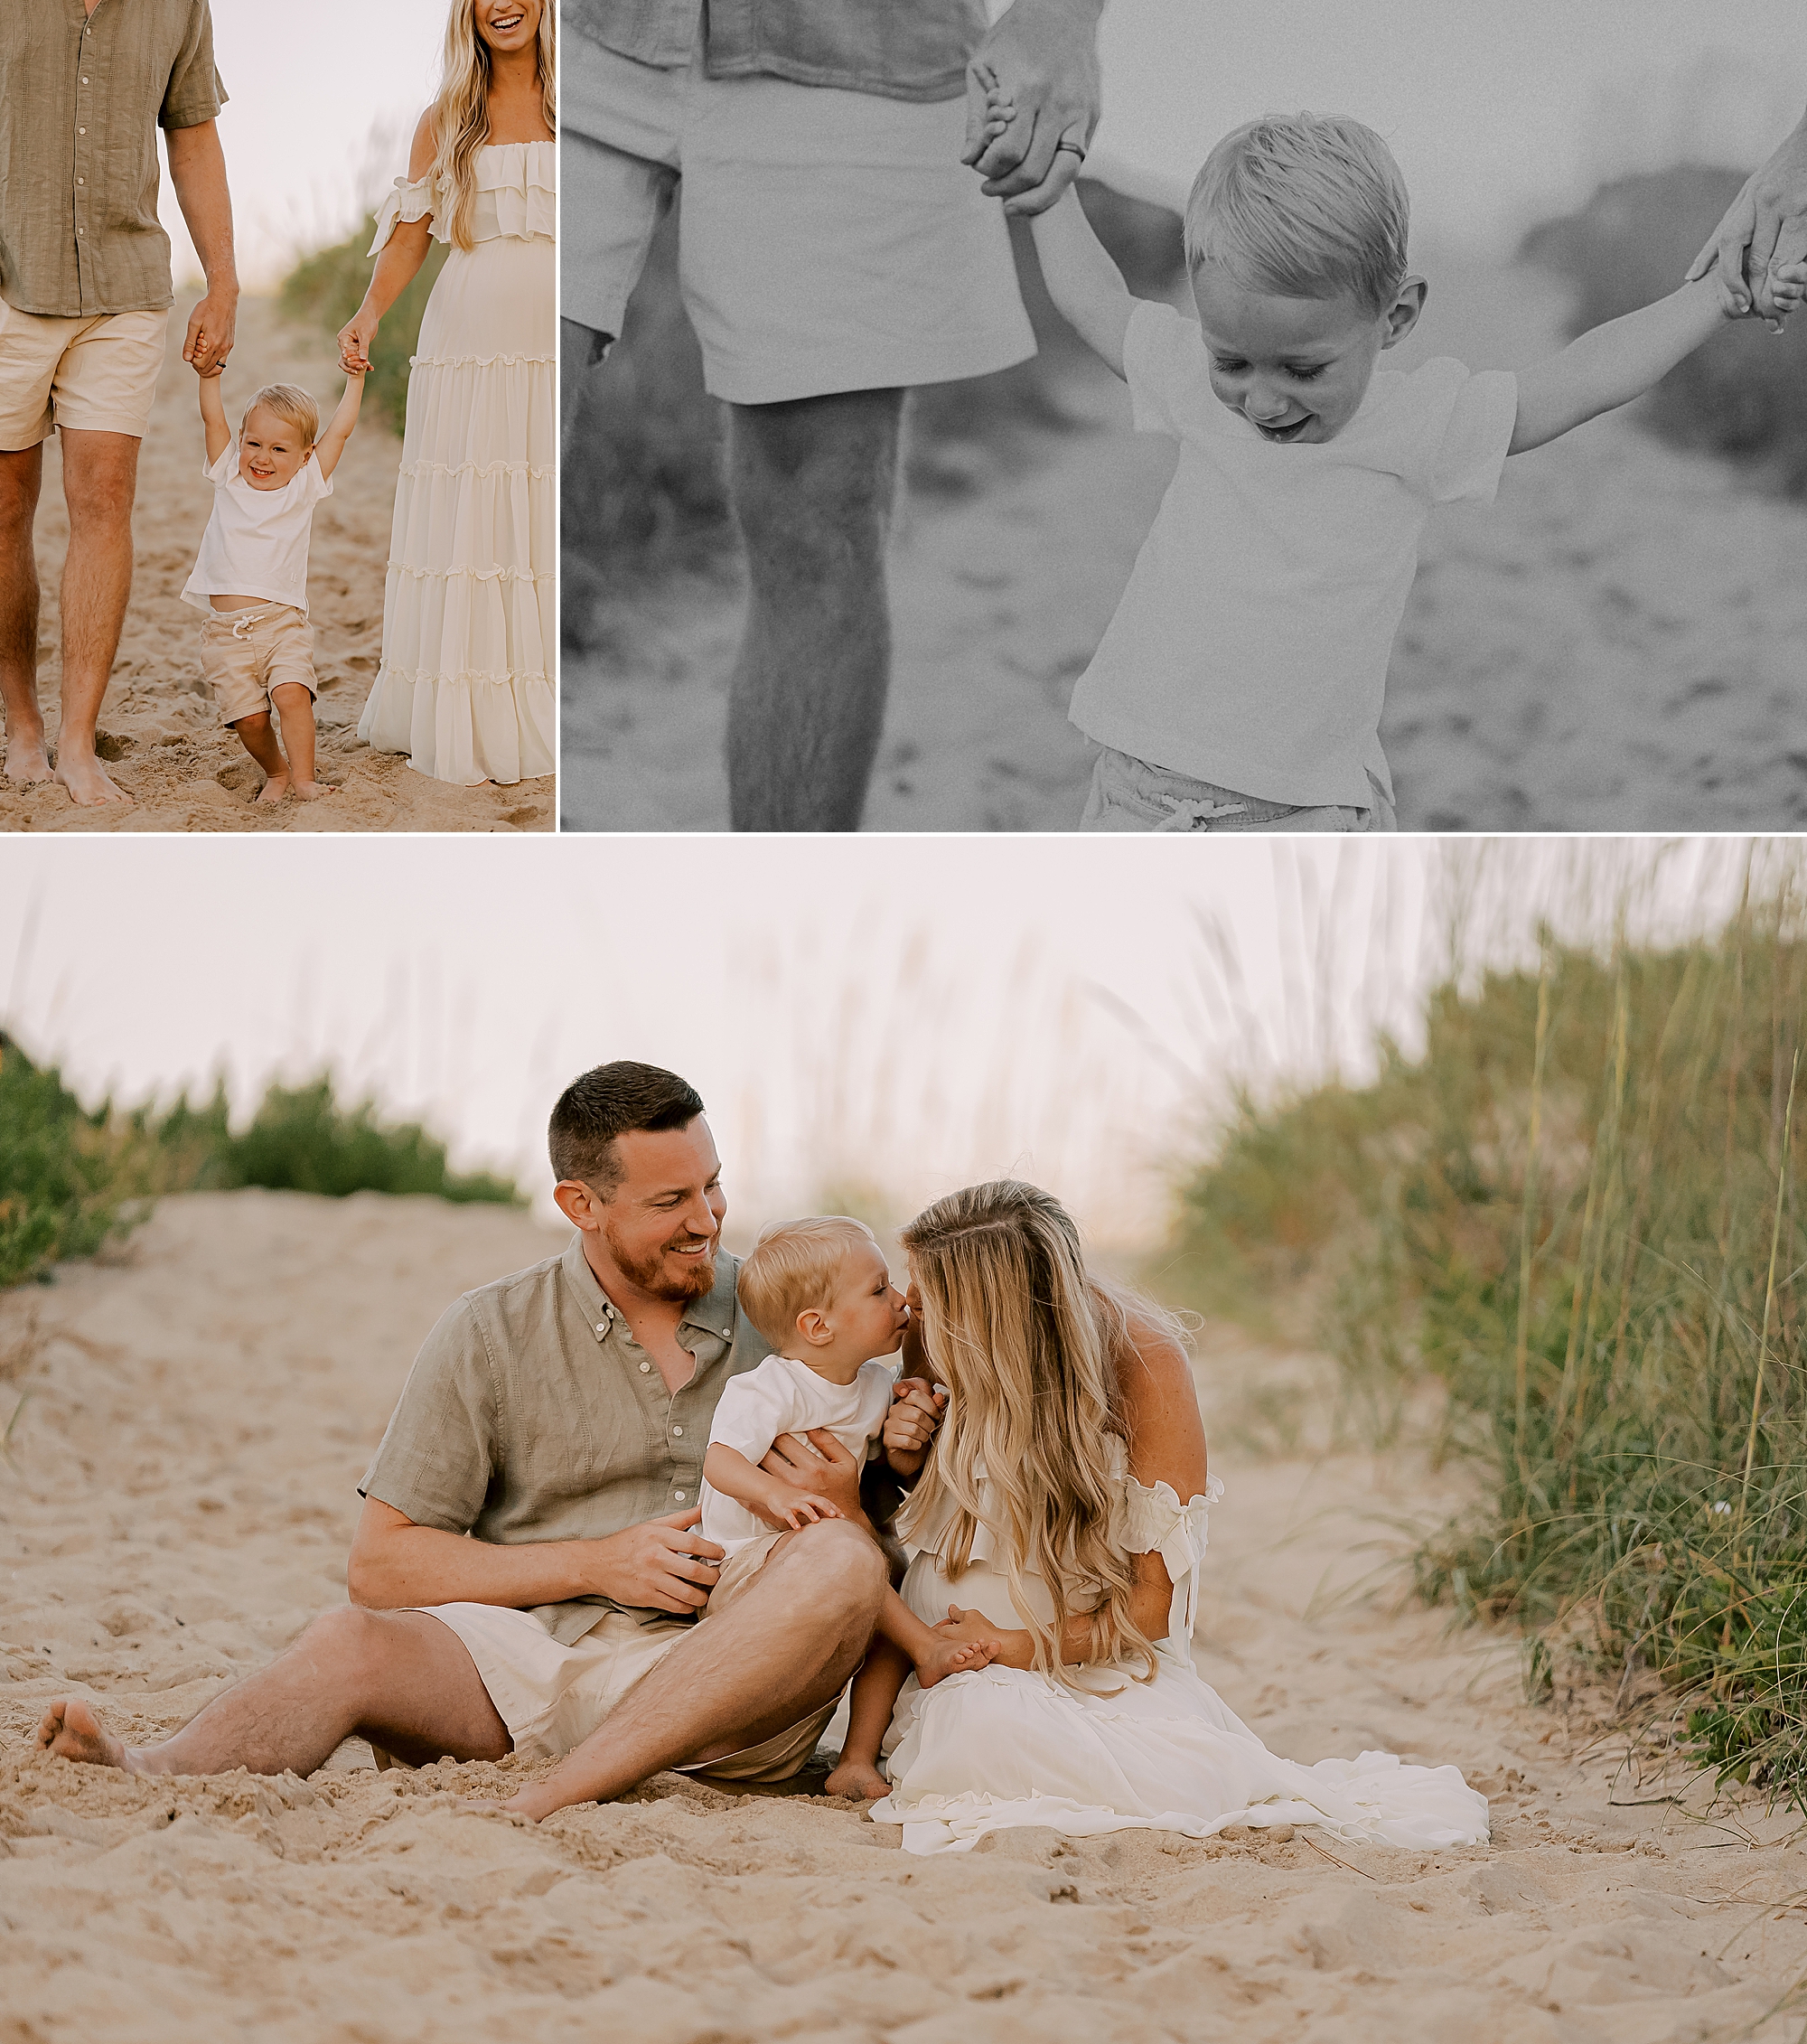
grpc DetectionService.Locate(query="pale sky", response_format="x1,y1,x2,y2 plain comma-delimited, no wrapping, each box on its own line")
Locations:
0,838,1768,1252
160,2,1807,294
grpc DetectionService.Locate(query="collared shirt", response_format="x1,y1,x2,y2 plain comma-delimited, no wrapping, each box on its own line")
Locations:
571,0,986,104
1,0,227,318
360,1234,773,1645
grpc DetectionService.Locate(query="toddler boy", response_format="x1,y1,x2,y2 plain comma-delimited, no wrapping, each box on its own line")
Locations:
700,1215,990,1796
183,368,364,803
1017,102,1807,831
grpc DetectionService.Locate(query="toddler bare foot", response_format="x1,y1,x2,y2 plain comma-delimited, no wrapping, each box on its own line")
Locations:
255,774,290,805
292,780,338,801
35,1698,134,1772
916,1636,994,1689
824,1756,889,1800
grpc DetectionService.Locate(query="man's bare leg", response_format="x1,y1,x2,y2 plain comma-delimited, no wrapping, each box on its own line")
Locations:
0,443,51,784
52,427,139,806
725,389,903,832
502,1517,887,1821
35,1607,509,1778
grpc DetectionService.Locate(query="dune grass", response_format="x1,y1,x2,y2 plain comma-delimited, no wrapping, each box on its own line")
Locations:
0,1041,519,1288
1166,853,1807,1791
279,219,447,437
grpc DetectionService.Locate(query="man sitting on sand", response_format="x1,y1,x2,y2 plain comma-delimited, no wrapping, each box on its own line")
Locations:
36,1062,940,1798
0,0,239,808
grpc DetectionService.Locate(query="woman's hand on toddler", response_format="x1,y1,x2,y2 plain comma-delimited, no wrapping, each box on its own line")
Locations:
337,309,379,375
915,1627,997,1689
935,1604,1035,1671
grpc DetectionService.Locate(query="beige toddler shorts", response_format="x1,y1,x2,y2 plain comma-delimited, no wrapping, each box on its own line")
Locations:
0,301,169,448
200,603,317,726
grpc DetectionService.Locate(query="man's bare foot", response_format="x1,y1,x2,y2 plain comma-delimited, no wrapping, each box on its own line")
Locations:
824,1756,889,1800
35,1698,136,1772
52,752,131,806
4,736,52,785
255,774,290,805
916,1637,994,1689
292,780,337,801
498,1784,562,1824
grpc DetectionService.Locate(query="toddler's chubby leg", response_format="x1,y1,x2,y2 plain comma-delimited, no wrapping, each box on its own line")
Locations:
826,1634,911,1801
229,708,291,802
270,682,333,800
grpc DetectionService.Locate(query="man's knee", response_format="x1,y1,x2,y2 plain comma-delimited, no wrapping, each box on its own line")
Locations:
61,436,140,533
295,1604,393,1683
730,390,902,566
778,1519,888,1616
0,448,43,536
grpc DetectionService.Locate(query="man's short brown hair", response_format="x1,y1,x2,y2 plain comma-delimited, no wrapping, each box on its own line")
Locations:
548,1062,707,1196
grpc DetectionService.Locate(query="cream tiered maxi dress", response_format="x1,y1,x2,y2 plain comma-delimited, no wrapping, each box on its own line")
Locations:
870,1459,1493,1856
357,142,556,785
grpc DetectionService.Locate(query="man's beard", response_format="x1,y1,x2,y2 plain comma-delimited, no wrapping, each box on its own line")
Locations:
604,1219,717,1302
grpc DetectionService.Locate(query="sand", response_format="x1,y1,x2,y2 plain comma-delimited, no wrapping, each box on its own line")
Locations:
561,255,1807,833
0,296,554,835
5,1190,1807,2041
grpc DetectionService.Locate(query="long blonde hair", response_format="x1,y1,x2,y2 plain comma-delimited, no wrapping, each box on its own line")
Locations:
899,1181,1172,1688
430,0,557,252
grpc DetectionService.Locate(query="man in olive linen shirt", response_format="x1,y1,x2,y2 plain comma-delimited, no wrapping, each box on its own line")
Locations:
38,1064,928,1813
0,0,238,807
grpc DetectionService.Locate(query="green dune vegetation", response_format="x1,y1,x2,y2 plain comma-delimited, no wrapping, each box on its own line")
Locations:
279,215,448,437
0,1036,518,1289
1166,861,1807,1793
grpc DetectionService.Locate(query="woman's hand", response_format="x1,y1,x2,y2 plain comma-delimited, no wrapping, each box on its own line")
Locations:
1687,110,1807,323
936,1606,1035,1670
337,306,380,375
883,1378,945,1461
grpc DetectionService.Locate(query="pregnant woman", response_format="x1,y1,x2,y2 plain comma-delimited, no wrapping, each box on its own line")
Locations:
852,1180,1492,1855
338,0,556,787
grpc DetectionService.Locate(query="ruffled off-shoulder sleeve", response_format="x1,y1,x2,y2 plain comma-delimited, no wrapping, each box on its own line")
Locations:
369,174,439,255
1121,1473,1223,1645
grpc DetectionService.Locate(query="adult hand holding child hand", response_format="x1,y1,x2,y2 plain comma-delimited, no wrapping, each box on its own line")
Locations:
337,308,380,375
963,0,1103,215
1686,109,1807,327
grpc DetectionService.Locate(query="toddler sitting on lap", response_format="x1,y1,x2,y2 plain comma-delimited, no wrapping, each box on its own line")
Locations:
701,1215,991,1798
1012,93,1807,832
183,365,364,804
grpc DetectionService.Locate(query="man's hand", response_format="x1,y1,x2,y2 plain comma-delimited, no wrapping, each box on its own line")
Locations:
586,1509,725,1613
183,288,237,376
963,0,1104,217
1686,111,1807,325
759,1428,866,1524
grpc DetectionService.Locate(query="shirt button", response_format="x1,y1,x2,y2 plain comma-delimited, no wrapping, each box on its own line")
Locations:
674,1491,687,1502
595,1323,606,1336
638,1362,650,1374
79,128,86,136
672,1426,684,1437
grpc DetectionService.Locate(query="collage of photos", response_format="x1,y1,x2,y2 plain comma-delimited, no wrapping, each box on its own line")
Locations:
4,4,1807,2041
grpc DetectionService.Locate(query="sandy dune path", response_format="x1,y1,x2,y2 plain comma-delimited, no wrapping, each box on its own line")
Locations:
6,1192,1807,2039
563,257,1807,833
0,296,552,834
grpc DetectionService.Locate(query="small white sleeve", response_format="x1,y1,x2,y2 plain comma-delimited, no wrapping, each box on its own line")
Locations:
368,174,437,256
1424,362,1520,505
706,1366,797,1468
1121,1472,1225,1643
1122,299,1204,442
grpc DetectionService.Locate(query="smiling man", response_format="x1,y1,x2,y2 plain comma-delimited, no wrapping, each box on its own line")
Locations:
36,1062,913,1796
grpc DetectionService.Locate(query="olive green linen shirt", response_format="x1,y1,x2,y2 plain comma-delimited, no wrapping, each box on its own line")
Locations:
1,0,226,318
360,1235,774,1646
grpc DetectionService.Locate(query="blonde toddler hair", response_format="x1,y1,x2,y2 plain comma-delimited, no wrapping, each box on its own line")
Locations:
737,1215,878,1351
898,1180,1190,1691
1184,112,1410,317
242,383,319,448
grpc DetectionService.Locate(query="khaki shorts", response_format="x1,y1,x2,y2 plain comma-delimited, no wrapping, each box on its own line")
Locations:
0,301,168,448
1079,746,1400,833
417,1599,836,1783
564,24,1035,404
199,603,318,726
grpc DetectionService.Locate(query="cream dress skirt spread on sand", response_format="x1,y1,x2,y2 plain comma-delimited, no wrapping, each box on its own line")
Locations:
357,141,556,785
870,1461,1493,1857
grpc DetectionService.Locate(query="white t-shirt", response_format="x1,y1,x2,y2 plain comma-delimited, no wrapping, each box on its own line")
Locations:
700,1353,899,1557
182,445,332,614
1068,300,1520,808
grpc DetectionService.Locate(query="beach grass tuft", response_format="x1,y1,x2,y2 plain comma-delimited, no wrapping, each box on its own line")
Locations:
1166,847,1807,1792
279,220,448,437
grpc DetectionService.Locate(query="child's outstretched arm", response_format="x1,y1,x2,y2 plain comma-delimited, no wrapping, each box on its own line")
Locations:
196,364,230,465
1028,185,1137,380
1510,267,1806,455
314,370,366,481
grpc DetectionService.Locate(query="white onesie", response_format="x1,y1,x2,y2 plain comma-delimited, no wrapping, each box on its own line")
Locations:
700,1353,898,1556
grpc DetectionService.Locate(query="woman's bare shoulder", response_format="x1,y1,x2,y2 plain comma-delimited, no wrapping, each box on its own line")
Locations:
1114,1301,1210,1487
407,108,439,181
